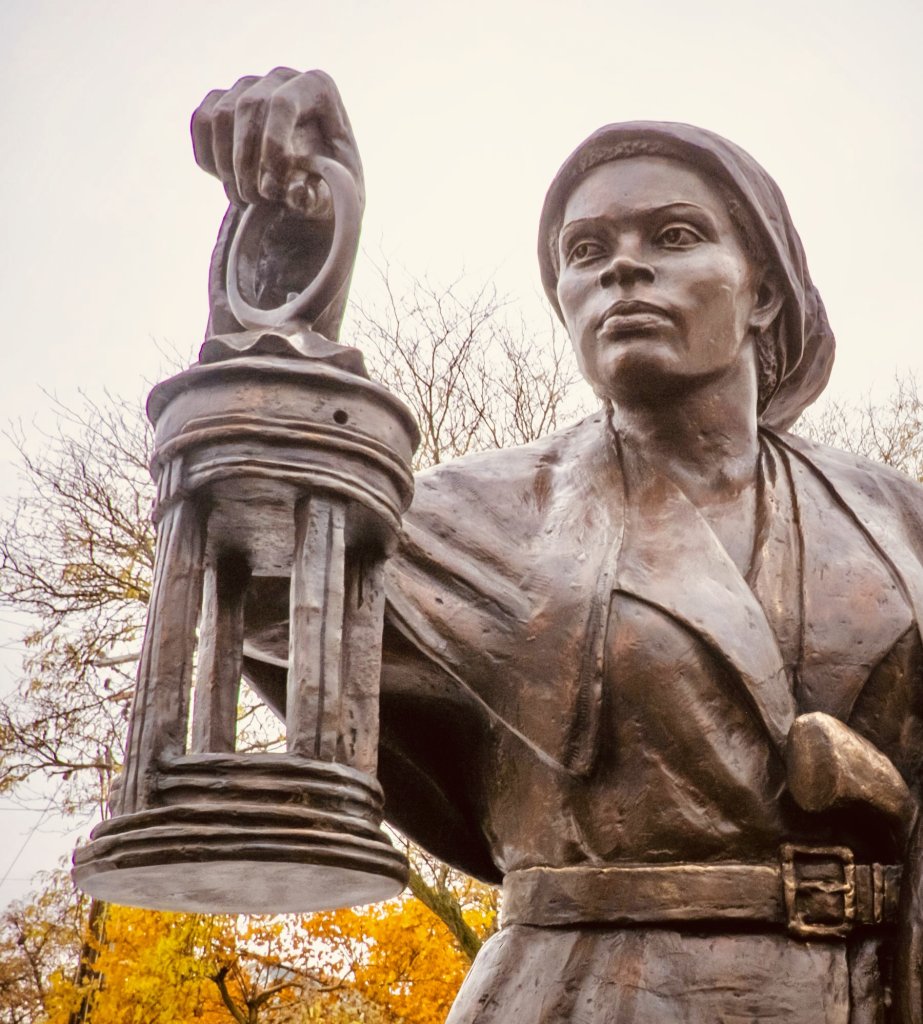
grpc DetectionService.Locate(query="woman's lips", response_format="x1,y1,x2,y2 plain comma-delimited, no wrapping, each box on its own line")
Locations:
597,302,674,337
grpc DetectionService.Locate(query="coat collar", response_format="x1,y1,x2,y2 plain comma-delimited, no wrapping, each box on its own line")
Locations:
610,427,914,753
611,432,796,752
383,416,920,776
769,433,915,720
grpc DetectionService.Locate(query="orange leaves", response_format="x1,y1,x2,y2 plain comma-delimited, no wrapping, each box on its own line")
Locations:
308,873,498,1024
343,895,471,1024
35,867,498,1024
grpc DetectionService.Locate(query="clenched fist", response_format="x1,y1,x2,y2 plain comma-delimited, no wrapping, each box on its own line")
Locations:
191,67,364,218
192,69,363,339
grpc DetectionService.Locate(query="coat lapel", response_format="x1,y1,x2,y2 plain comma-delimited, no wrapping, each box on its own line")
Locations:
612,438,796,752
771,433,915,720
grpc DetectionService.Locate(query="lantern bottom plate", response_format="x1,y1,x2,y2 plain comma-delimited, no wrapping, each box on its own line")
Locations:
73,793,410,914
74,856,406,915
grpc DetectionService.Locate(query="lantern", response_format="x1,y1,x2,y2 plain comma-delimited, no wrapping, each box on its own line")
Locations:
73,157,418,914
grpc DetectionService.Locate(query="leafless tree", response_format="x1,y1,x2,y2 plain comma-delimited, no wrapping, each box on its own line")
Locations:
797,373,923,482
0,270,587,994
0,392,154,817
349,265,588,468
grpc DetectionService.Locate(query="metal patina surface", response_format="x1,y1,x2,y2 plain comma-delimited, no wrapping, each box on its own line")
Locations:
75,68,923,1022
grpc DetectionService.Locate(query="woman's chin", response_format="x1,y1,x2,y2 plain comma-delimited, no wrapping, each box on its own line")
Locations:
584,347,688,406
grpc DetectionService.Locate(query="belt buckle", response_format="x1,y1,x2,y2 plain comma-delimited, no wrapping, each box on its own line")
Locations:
781,843,856,939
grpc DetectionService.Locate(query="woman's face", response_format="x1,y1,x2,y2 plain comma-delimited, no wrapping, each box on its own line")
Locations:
556,156,768,404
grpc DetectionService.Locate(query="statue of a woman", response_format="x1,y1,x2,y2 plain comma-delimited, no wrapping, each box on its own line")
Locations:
193,69,923,1023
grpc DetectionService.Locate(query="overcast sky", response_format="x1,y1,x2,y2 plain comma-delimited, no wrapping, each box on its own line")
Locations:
0,0,920,907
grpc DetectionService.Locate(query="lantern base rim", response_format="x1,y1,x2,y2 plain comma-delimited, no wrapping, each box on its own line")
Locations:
73,820,408,914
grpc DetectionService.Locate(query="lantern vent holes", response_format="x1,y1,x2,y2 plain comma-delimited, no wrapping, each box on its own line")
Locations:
333,409,349,425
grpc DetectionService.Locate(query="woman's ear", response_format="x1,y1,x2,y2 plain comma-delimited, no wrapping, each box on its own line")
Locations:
750,272,784,332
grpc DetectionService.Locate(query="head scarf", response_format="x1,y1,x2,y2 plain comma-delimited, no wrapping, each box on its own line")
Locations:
537,122,835,430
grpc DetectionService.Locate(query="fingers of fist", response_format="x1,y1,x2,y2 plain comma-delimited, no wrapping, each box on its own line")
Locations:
191,68,361,216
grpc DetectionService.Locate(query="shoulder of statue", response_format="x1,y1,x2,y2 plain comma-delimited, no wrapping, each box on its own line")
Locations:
769,429,922,492
413,410,611,497
766,429,923,547
402,410,617,556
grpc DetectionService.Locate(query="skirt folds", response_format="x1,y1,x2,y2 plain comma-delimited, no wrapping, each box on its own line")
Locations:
445,925,888,1023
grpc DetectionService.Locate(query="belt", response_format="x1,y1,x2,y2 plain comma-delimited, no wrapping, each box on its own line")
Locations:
502,845,902,940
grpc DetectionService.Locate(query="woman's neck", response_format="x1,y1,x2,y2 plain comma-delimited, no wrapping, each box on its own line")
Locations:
608,358,761,509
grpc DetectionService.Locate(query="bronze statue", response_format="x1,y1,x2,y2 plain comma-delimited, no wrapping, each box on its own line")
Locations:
82,67,923,1021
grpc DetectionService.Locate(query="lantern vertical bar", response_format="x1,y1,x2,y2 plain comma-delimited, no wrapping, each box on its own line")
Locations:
287,494,347,760
339,558,386,773
118,490,205,814
190,553,250,754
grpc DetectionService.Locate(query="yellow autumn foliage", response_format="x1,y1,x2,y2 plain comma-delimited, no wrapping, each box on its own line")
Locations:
38,872,498,1024
43,906,226,1024
308,889,491,1024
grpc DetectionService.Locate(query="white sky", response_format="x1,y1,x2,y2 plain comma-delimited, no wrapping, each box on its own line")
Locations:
0,0,920,907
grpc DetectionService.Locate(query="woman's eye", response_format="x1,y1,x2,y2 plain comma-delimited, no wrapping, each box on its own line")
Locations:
568,240,604,264
657,225,703,248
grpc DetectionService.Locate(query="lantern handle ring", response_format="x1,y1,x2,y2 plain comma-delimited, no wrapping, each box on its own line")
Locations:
225,154,361,332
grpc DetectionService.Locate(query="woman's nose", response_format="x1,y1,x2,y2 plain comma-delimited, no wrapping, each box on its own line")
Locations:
598,254,655,289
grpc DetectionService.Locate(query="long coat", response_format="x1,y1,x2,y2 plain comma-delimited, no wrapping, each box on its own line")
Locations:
245,410,923,1022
